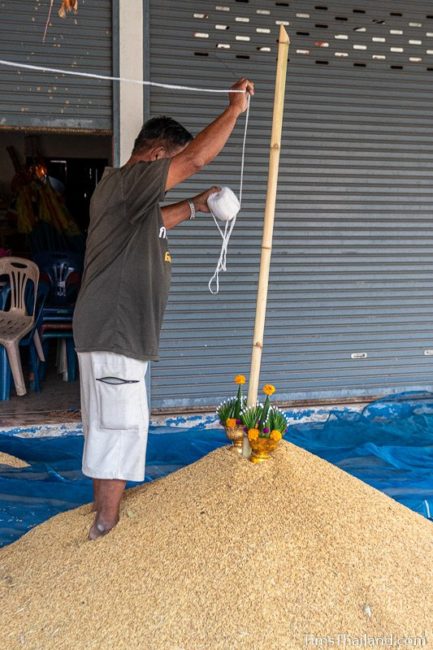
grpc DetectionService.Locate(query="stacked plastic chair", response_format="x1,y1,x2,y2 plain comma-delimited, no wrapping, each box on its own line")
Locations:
33,251,83,383
0,257,45,400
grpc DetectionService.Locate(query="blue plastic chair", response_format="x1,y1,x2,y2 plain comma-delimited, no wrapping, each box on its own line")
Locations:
33,251,82,383
39,308,77,383
33,251,83,306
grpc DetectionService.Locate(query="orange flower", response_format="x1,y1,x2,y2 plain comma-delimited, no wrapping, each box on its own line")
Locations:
263,384,276,396
234,375,246,385
270,430,282,441
248,428,259,441
226,418,237,428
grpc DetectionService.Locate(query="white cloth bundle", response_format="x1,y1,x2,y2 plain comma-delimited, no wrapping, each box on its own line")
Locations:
207,186,240,222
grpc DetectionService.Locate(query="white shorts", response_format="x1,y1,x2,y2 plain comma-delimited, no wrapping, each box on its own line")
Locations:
78,351,149,482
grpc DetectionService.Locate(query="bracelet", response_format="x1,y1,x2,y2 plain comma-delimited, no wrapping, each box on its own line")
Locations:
187,199,196,220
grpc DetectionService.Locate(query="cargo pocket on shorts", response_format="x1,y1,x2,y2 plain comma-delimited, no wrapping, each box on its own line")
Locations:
95,374,143,431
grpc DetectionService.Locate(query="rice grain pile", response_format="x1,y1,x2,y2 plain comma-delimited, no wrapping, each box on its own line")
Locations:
0,452,29,468
1,441,432,649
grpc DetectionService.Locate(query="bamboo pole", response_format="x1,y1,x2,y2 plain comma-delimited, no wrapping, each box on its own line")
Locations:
243,26,289,456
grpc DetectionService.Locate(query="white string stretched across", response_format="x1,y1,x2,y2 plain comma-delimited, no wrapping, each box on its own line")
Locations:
0,59,245,93
208,94,250,295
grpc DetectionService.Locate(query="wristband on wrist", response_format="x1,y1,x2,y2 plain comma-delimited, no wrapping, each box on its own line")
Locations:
187,199,196,220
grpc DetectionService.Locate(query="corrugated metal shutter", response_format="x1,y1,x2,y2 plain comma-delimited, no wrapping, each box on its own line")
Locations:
149,0,433,410
0,0,112,131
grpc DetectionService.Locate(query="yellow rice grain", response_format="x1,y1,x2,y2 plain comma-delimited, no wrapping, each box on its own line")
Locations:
0,452,29,468
0,441,432,649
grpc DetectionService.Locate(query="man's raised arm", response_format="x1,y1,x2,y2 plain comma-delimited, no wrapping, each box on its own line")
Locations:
165,77,254,191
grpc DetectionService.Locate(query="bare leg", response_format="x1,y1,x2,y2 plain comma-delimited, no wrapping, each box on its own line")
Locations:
91,479,102,512
88,479,126,540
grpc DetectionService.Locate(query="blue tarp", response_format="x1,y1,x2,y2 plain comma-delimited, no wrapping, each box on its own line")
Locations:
1,391,433,547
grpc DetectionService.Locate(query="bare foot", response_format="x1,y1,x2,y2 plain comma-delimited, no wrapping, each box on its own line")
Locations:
87,478,125,540
88,515,118,541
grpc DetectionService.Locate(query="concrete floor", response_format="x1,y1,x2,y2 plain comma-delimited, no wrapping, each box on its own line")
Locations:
0,361,81,428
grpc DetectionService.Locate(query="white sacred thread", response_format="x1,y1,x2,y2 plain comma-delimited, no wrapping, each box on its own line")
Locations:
0,59,246,94
208,94,250,295
207,187,240,222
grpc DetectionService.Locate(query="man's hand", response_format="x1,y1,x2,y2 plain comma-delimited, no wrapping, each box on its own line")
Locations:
228,78,255,116
192,186,221,213
161,187,221,229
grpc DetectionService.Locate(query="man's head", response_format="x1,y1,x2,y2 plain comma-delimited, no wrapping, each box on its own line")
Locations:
131,116,193,161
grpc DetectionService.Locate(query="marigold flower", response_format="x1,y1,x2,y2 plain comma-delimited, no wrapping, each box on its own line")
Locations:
263,384,276,396
226,418,237,428
248,428,260,441
270,430,282,441
235,375,246,385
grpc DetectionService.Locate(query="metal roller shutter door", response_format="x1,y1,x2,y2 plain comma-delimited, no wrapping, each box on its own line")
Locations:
0,0,112,131
148,0,433,410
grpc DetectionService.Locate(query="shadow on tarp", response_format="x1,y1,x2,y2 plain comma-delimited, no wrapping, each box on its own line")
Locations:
1,390,433,547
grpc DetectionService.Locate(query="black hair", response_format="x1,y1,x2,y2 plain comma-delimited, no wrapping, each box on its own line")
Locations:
132,116,193,154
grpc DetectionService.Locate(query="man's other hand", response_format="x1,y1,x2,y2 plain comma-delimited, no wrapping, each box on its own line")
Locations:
192,186,222,213
229,78,255,116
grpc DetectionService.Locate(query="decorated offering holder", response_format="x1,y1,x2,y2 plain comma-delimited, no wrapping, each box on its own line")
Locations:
241,384,288,463
217,379,288,462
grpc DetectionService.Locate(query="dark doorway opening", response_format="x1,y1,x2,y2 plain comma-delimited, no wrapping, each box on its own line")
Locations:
28,157,108,235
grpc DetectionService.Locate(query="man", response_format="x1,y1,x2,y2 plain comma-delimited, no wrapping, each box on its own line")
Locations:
73,77,254,540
